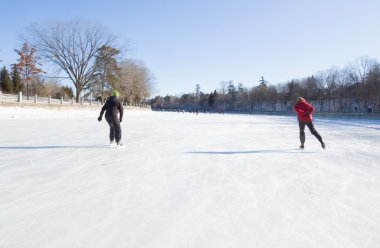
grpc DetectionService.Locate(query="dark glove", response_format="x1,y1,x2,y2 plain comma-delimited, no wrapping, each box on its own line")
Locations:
119,118,122,123
98,116,102,122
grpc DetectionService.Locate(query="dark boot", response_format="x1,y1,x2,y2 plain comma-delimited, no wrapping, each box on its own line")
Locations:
300,131,305,149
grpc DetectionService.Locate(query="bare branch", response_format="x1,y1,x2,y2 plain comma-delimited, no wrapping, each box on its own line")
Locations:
26,20,117,102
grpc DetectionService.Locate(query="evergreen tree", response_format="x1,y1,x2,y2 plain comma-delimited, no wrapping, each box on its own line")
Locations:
0,67,13,93
208,90,216,108
91,45,120,102
12,67,23,93
227,80,236,94
258,76,268,87
227,80,237,108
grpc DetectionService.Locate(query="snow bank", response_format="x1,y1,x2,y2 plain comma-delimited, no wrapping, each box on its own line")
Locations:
0,106,99,119
0,106,150,120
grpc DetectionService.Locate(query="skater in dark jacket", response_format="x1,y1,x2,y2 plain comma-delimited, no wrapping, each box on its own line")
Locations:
98,90,124,146
294,97,325,149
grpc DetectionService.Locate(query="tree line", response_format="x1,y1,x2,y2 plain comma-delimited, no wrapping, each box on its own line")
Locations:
0,20,153,104
150,56,380,114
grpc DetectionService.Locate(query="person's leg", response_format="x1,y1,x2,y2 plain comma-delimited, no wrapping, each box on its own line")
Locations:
299,121,306,148
306,122,325,148
113,118,122,144
105,115,115,142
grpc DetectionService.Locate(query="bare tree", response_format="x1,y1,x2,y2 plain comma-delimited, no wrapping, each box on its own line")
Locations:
44,79,62,97
30,76,48,96
334,69,349,112
219,81,227,95
345,57,377,107
315,69,340,112
236,83,249,109
351,56,377,84
366,63,380,112
195,84,201,98
26,20,117,102
249,83,277,111
117,60,153,104
301,75,318,100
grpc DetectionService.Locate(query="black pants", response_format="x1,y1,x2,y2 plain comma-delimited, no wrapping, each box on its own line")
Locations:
299,121,323,145
105,114,122,142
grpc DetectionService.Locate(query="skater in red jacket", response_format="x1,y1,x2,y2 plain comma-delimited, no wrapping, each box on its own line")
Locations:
294,97,325,149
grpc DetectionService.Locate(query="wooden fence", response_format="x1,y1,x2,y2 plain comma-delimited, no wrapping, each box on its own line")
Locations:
0,91,151,109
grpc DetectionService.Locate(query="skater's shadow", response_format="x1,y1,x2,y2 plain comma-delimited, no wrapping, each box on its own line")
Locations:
186,149,316,155
0,145,111,150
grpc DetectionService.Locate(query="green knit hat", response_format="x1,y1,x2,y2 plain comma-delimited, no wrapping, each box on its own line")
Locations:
112,90,119,97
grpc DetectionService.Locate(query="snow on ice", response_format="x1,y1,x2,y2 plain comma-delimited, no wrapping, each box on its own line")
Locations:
0,107,380,248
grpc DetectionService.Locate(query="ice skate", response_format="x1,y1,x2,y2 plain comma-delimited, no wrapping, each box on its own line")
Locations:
116,141,125,148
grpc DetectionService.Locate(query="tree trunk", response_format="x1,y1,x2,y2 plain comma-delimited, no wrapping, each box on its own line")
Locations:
75,89,81,103
101,83,105,104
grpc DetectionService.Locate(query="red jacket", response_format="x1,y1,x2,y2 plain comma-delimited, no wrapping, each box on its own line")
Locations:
294,99,315,122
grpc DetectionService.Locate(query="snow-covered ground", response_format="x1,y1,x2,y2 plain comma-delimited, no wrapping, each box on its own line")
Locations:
0,107,379,248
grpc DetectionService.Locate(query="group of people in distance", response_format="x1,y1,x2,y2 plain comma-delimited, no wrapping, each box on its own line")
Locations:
98,90,325,150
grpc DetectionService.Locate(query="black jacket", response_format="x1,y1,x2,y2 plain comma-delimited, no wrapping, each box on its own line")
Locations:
99,96,124,121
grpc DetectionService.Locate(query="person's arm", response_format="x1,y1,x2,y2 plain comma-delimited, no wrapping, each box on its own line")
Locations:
98,103,107,121
306,103,315,114
118,100,124,122
294,104,306,115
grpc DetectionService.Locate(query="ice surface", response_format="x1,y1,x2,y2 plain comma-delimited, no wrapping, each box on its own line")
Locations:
0,107,379,248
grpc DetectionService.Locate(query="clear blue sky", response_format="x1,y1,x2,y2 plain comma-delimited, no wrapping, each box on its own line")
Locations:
1,0,380,96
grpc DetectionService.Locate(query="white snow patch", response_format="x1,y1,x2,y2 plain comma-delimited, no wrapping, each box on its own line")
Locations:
0,109,379,248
